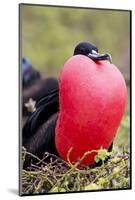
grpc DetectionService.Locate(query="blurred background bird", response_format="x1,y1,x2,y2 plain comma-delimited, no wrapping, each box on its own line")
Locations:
22,57,59,118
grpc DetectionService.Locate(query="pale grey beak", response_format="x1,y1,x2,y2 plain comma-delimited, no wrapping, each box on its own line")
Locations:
88,50,112,63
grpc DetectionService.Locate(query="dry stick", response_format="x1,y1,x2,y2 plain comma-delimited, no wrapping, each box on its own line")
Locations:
24,151,67,170
25,151,47,165
67,147,98,168
23,169,55,193
37,152,70,169
23,170,42,175
50,148,98,192
23,164,55,176
37,152,58,165
23,151,66,193
34,179,44,193
25,179,37,193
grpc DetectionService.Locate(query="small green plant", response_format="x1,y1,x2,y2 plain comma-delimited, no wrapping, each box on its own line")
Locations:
94,147,112,163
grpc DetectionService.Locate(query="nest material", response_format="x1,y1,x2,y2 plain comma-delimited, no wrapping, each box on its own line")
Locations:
21,148,130,195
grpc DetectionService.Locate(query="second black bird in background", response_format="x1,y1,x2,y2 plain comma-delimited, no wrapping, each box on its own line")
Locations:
22,57,59,117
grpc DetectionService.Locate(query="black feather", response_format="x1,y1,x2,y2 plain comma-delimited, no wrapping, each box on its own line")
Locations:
23,113,59,168
22,89,59,147
23,77,59,117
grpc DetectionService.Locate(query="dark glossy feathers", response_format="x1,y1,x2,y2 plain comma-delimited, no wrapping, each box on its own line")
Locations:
23,89,59,168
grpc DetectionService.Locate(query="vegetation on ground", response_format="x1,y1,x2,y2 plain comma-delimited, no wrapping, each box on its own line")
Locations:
21,145,130,194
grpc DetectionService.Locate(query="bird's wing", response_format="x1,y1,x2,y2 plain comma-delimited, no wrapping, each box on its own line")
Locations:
23,112,59,168
22,88,59,145
23,77,59,117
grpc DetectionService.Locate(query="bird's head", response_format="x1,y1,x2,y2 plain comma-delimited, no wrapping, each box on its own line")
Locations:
22,57,40,88
74,42,112,63
22,57,32,73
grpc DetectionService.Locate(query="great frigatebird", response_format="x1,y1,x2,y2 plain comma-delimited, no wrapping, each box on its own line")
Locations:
23,42,116,168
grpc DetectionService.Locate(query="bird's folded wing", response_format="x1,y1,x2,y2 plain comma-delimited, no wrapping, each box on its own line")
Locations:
23,89,59,145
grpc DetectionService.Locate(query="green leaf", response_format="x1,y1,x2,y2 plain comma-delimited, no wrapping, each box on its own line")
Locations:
94,147,112,163
59,188,66,192
97,178,107,186
50,186,59,193
84,183,101,190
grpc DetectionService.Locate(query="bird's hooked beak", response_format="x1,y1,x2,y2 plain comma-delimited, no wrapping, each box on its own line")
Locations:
88,50,112,63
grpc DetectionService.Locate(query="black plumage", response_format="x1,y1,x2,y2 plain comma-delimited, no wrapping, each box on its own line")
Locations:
22,57,58,117
23,77,59,116
23,89,59,168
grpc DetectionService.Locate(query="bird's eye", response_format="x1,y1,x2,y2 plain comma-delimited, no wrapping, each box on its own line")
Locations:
92,50,98,54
